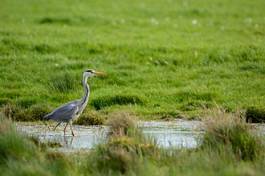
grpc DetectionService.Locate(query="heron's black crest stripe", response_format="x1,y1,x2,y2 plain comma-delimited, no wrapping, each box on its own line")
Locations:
85,69,93,73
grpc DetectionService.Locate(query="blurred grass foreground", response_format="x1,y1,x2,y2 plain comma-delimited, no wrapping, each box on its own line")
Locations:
1,110,265,175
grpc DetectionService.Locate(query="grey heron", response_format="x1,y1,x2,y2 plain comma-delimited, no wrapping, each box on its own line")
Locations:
44,69,105,136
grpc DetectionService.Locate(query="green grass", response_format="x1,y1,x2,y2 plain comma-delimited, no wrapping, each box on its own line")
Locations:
0,0,265,120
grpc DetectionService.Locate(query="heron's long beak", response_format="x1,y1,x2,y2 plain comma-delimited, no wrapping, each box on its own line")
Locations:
94,71,107,77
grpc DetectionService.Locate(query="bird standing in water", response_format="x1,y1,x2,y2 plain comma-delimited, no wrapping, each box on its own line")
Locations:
44,69,105,136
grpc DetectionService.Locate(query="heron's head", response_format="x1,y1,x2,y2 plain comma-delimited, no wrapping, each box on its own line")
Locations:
83,69,106,78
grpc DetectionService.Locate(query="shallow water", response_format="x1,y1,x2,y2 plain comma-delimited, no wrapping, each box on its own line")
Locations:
15,120,264,152
16,120,203,151
16,124,109,152
139,121,203,148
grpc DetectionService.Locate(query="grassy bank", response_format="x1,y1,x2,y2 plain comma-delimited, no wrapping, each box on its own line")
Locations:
1,111,265,175
0,0,265,121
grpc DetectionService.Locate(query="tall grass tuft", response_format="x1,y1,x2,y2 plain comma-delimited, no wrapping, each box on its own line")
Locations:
90,95,144,110
48,72,77,93
106,112,136,137
82,112,158,174
0,113,75,176
201,109,263,161
1,103,51,121
74,110,105,125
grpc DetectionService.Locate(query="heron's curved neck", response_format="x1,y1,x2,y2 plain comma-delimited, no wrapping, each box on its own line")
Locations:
81,76,90,105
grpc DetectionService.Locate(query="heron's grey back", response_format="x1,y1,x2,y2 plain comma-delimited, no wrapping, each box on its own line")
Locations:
44,100,80,122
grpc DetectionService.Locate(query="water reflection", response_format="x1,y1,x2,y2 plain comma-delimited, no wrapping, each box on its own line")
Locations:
64,135,73,146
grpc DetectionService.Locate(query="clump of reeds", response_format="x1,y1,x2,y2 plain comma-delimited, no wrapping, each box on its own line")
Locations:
1,103,51,121
74,110,105,125
83,112,158,174
106,112,136,137
201,108,263,161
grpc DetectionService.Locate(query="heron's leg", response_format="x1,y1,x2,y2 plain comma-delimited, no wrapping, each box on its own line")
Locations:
53,122,62,131
64,122,69,136
69,121,75,136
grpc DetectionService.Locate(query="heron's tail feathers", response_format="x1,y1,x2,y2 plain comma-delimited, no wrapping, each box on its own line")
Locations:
43,113,52,120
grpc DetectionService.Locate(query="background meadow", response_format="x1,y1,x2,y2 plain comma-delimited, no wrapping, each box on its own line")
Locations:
0,0,265,121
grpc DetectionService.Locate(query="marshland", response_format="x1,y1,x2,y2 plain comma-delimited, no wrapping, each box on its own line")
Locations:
0,0,265,175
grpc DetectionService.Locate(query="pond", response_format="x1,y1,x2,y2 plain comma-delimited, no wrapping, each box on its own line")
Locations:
16,120,264,152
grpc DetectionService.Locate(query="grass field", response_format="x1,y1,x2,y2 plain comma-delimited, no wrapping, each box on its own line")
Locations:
0,0,265,121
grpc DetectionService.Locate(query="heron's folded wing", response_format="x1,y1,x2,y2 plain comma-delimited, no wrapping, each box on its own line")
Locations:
46,102,79,121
